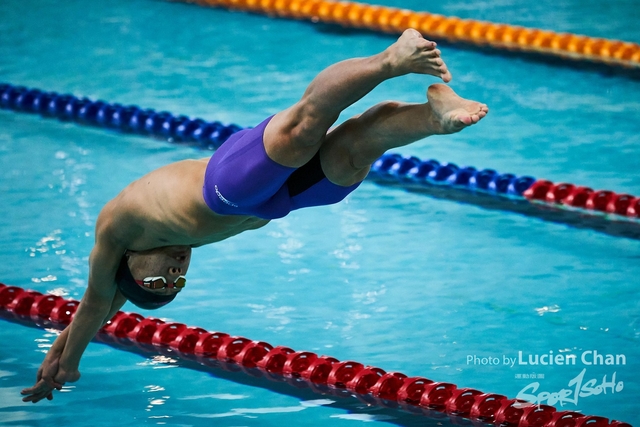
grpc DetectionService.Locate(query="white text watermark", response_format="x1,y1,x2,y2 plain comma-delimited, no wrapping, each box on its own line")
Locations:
466,350,626,368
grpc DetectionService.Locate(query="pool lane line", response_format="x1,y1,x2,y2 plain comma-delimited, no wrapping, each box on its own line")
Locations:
369,154,640,241
0,306,421,424
176,0,640,71
2,82,640,241
0,283,633,426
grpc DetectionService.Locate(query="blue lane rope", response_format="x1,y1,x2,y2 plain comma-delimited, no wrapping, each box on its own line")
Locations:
0,82,535,194
0,83,242,149
369,153,536,196
2,83,639,241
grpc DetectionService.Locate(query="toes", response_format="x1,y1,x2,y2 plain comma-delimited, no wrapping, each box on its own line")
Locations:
419,40,437,50
405,28,422,39
469,105,488,123
457,114,473,126
441,69,453,83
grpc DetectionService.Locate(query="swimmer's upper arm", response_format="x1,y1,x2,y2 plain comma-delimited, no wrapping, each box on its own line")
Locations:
87,200,139,302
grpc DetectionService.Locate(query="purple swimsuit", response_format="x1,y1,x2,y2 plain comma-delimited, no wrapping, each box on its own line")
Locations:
202,116,360,220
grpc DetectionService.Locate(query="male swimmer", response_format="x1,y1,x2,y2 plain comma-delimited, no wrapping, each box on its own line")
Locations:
21,29,488,403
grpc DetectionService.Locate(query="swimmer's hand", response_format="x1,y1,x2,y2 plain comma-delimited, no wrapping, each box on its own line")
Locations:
386,28,452,82
21,357,80,403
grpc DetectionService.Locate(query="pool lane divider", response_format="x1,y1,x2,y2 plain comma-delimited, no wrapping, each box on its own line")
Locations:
2,82,640,240
178,0,640,71
0,283,632,426
368,154,640,241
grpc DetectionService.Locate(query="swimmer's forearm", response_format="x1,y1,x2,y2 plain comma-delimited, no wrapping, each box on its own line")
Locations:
41,289,123,374
45,293,119,362
58,290,113,371
102,289,128,325
45,326,70,360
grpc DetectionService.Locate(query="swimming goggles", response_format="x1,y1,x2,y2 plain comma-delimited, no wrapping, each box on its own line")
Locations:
136,276,186,290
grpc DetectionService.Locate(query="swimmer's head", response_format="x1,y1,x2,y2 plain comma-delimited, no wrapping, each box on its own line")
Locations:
116,247,191,310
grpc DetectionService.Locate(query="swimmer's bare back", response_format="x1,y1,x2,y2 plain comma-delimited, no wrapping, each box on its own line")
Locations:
108,158,271,251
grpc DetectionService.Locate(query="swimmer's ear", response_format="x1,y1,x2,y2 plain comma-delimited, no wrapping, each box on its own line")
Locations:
122,251,134,274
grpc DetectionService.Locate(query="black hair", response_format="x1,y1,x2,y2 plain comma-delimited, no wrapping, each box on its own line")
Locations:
115,256,176,310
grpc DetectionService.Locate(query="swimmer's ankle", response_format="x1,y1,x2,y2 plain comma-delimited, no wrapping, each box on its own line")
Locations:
378,47,406,78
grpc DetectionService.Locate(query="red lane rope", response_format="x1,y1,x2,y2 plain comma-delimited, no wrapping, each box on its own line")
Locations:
1,283,632,426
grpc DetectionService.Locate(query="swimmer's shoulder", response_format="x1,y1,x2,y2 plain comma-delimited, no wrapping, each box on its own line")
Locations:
95,194,144,247
126,158,209,190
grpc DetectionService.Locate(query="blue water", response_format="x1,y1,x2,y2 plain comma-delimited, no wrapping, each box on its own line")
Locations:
1,0,639,425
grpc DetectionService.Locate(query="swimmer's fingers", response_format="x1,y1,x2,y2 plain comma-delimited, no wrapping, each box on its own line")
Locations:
21,380,56,403
21,376,63,403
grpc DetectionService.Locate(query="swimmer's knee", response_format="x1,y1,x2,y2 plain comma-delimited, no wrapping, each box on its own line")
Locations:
322,101,403,173
319,121,370,186
334,101,403,148
320,145,370,187
286,100,339,147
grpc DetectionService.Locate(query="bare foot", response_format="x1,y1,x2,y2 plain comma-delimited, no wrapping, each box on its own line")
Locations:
386,29,452,82
426,84,489,134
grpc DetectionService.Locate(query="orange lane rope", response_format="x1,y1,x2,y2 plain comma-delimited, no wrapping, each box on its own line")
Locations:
179,0,640,69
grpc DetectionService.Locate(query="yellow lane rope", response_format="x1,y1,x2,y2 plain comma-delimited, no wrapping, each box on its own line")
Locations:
181,0,640,69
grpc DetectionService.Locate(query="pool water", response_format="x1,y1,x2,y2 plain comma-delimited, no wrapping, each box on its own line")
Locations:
1,0,639,425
